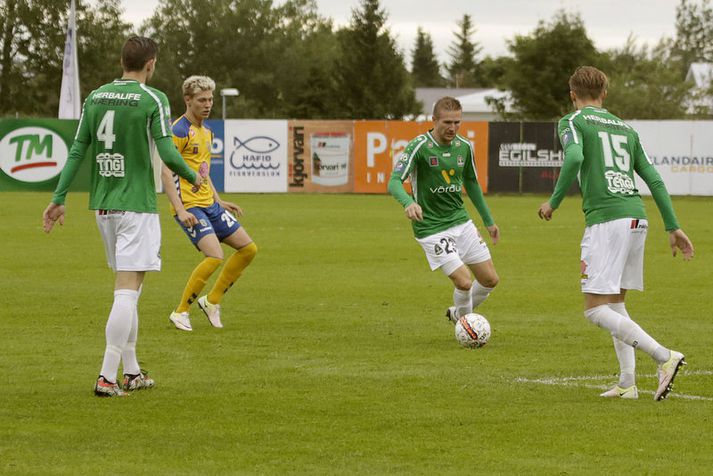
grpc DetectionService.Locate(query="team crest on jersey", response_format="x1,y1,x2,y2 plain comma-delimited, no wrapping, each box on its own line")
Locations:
457,155,464,167
429,156,439,167
192,146,199,154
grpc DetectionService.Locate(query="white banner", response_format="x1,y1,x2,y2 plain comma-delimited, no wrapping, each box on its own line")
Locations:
631,121,713,196
58,0,80,119
223,120,288,192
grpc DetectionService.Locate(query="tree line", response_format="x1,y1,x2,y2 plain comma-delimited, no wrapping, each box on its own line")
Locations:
1,0,712,121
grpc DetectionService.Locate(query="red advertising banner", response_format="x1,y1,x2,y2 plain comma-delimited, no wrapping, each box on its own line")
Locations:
353,121,489,194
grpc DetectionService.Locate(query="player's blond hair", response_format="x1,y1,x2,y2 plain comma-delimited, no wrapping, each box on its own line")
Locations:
182,75,216,97
432,96,462,118
569,66,608,100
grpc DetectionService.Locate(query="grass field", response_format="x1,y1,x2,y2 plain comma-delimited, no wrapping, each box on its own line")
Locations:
1,192,711,474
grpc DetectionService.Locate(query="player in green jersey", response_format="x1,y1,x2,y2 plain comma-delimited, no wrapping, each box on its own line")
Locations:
42,36,203,397
389,96,500,326
538,66,694,401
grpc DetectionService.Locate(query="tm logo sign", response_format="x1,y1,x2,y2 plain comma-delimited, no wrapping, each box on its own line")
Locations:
0,127,69,182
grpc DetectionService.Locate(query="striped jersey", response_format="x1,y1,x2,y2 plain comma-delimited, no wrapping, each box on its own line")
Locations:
71,79,173,212
391,130,479,238
169,115,214,212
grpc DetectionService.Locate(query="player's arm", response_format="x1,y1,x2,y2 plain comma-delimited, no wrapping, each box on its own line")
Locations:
463,155,498,244
155,137,200,187
43,98,91,233
388,141,422,221
634,140,694,260
150,93,201,187
160,163,198,227
539,118,584,220
210,175,243,217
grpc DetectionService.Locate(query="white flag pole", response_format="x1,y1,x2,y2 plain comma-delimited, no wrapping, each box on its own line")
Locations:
58,0,80,119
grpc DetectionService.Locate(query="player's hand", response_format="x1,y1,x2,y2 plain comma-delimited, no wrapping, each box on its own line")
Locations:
538,201,554,221
42,203,65,233
487,224,500,245
219,200,243,218
669,229,694,260
177,209,198,228
404,203,423,222
191,175,204,193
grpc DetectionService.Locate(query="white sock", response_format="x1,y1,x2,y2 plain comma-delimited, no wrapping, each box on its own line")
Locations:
121,307,140,376
453,288,472,319
471,280,494,308
584,305,669,363
608,303,636,387
100,290,138,382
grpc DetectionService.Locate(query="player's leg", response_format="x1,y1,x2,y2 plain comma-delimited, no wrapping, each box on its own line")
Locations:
175,234,223,312
415,228,464,323
607,291,636,389
120,284,155,391
169,207,223,331
458,221,498,309
197,203,257,326
581,219,684,399
447,264,473,321
201,227,257,326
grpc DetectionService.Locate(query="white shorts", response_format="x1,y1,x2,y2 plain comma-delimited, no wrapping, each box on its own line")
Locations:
96,210,162,272
580,217,647,294
416,220,491,276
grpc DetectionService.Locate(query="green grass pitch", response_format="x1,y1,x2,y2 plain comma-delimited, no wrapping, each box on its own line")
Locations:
1,192,711,474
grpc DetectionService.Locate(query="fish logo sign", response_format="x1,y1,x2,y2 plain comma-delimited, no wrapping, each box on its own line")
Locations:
229,134,281,170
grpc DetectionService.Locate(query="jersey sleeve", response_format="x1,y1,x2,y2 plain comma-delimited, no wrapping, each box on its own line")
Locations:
462,141,494,226
51,96,92,205
388,137,424,208
549,115,584,209
171,117,190,154
147,88,173,140
633,136,680,231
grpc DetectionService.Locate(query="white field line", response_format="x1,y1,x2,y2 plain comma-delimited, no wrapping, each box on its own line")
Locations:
513,369,713,401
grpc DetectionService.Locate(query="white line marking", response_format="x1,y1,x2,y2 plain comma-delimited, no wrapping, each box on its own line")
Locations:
513,370,713,401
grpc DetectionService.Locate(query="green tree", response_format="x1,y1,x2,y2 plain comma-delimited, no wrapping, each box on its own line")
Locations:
503,11,600,120
144,0,338,119
0,0,129,117
446,14,482,87
333,0,419,119
411,27,443,87
672,0,713,75
604,37,691,119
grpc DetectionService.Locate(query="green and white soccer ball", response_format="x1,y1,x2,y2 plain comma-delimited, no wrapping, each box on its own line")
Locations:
454,313,491,348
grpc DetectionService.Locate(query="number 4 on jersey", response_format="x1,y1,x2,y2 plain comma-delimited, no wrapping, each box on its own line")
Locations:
97,110,116,149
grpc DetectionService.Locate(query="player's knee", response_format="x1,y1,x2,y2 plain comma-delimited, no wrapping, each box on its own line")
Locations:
453,276,472,291
479,273,499,289
240,242,257,262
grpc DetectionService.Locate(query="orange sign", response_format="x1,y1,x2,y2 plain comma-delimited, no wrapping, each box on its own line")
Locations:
353,121,489,193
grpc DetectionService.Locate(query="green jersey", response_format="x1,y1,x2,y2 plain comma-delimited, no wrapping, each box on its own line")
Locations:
551,106,679,230
52,79,196,212
388,130,494,239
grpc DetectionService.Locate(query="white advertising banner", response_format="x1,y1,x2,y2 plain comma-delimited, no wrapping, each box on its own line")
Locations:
630,121,713,196
223,120,288,192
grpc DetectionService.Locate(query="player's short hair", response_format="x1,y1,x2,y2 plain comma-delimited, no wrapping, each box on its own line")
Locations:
182,76,216,97
433,96,462,118
121,36,159,72
569,66,608,100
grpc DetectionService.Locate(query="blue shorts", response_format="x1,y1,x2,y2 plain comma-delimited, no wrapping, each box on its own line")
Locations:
175,202,241,248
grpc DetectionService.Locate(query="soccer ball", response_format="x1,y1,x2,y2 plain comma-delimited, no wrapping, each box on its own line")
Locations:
454,313,491,348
